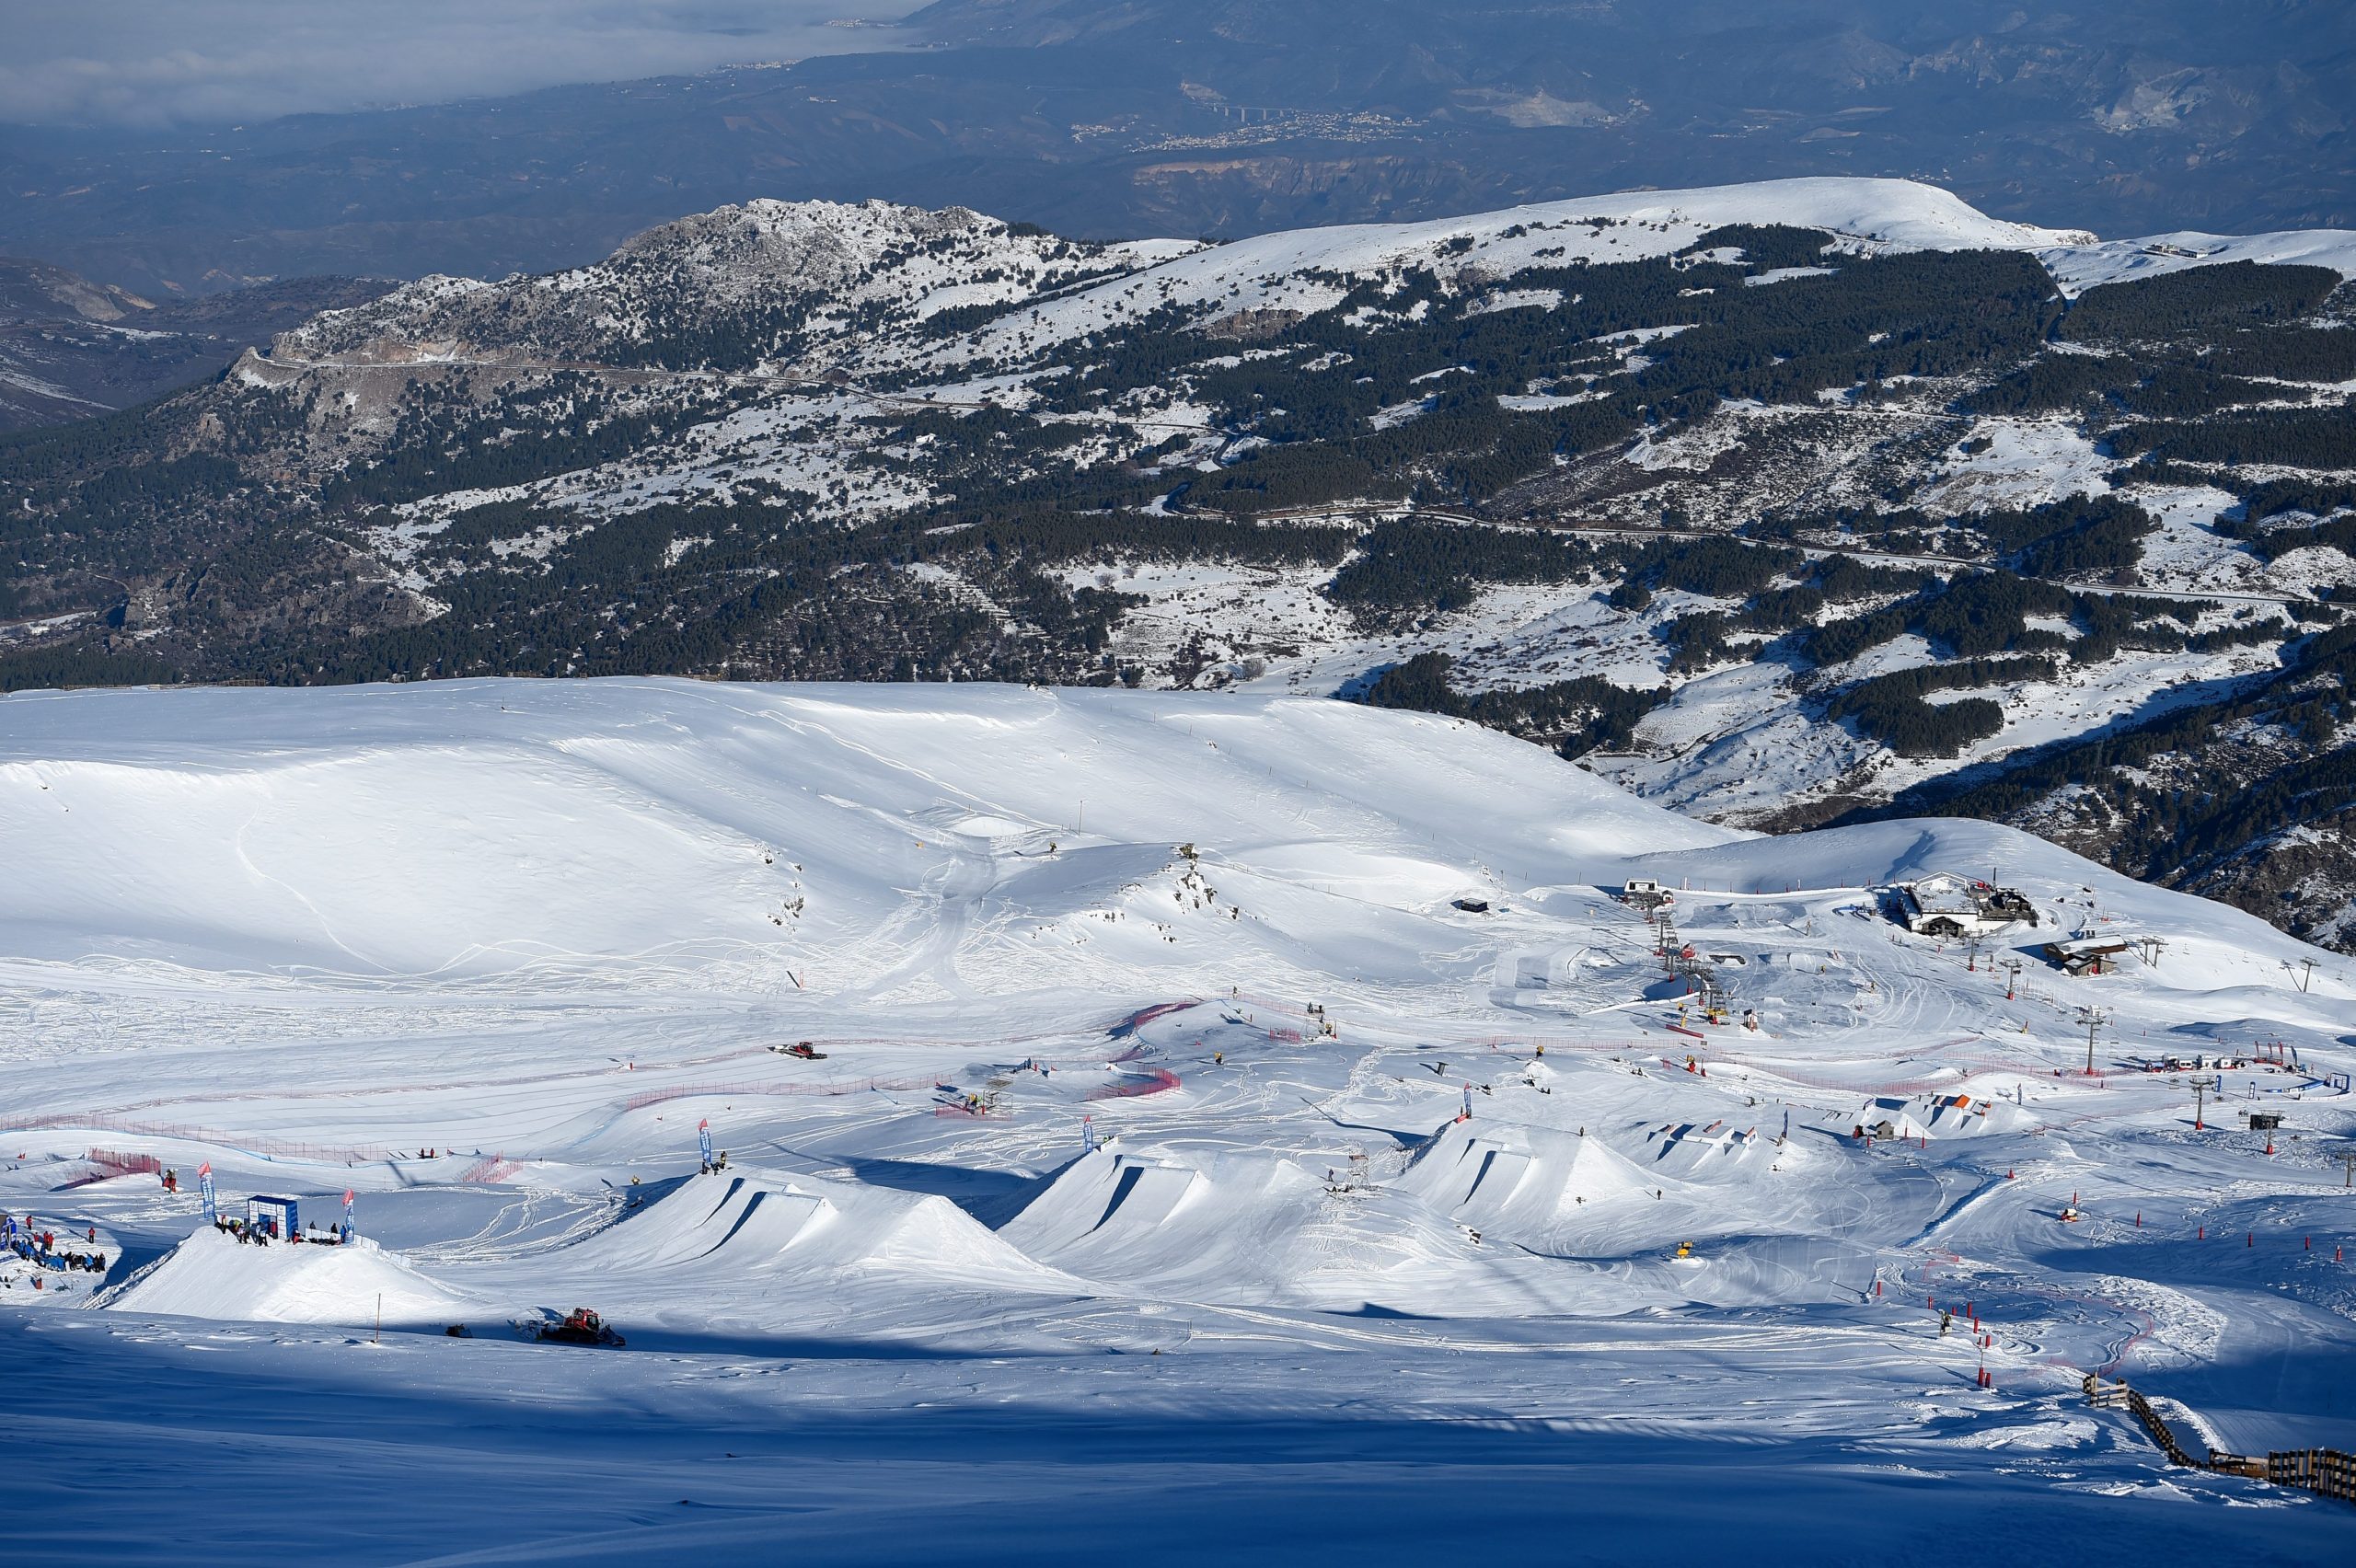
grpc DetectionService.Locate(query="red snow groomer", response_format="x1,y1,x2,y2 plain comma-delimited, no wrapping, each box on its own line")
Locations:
537,1307,627,1347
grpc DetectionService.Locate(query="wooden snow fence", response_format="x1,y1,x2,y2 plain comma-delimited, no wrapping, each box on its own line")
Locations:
2085,1374,2354,1504
2267,1449,2356,1501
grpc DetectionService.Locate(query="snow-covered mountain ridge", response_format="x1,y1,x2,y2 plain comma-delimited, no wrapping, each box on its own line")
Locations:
9,177,2356,946
263,176,2356,380
275,179,2094,375
270,199,1195,372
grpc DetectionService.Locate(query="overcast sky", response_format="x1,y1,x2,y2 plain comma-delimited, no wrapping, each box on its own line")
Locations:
0,2,921,128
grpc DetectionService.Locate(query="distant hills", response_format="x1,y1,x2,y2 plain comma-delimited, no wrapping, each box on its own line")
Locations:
0,256,389,431
2,0,2350,298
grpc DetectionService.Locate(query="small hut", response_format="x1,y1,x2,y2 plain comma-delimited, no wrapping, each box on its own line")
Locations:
245,1195,299,1239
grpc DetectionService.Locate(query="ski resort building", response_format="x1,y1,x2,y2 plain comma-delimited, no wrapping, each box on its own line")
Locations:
1619,878,1673,913
2043,937,2134,976
1896,873,2037,940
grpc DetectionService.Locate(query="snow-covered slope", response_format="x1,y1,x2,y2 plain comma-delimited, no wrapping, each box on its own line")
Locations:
99,1229,483,1325
2045,225,2356,294
962,177,2095,355
3,678,2353,1559
0,679,1727,983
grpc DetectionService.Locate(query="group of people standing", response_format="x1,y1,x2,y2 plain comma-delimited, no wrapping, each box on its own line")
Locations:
2,1212,109,1286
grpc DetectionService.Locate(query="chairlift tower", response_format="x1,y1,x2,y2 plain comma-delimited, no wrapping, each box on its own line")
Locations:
2193,1074,2216,1132
2076,1005,2107,1077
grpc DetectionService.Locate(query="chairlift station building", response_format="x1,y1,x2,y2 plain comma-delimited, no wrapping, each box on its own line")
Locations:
1896,872,2037,940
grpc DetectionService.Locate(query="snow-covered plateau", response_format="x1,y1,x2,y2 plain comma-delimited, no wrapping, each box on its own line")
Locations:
3,677,2352,1562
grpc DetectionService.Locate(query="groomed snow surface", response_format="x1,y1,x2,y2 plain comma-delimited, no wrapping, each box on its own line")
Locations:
4,679,2354,1563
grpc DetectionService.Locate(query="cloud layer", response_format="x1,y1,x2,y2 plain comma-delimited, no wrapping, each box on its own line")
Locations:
1,2,918,128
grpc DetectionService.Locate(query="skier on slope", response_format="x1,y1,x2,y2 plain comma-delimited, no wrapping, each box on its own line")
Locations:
1939,1310,1953,1337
